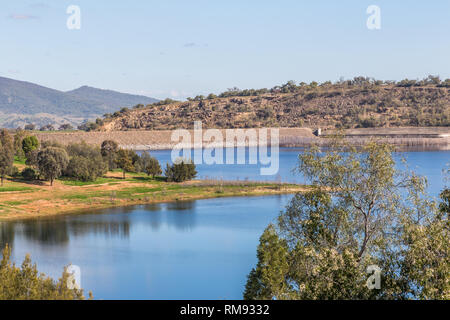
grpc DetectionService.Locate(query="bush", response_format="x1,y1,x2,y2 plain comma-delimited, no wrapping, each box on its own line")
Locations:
164,158,197,182
64,142,107,181
0,245,90,300
21,167,36,180
101,140,119,170
22,135,39,156
136,151,162,178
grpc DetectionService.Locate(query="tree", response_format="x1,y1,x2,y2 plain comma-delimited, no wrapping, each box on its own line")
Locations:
164,158,197,182
37,147,69,186
64,142,107,181
39,124,55,131
244,140,449,300
13,129,27,160
0,129,14,186
24,124,35,131
59,123,73,131
22,135,39,156
21,167,37,181
0,244,90,300
101,140,119,170
137,151,162,178
115,149,135,179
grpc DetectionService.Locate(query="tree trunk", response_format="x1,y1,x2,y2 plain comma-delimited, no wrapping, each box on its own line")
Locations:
123,170,126,179
1,176,3,186
50,178,53,186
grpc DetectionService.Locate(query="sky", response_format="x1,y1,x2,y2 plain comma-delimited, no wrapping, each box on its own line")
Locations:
1,0,449,100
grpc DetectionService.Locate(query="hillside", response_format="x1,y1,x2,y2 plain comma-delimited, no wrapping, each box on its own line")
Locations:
99,81,450,131
0,76,158,128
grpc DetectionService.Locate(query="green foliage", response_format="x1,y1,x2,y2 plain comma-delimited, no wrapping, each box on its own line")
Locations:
0,129,14,186
21,167,37,181
77,122,98,132
22,135,39,155
0,244,90,300
136,151,162,178
164,158,197,182
58,123,73,131
63,142,107,182
101,140,119,170
115,149,135,179
244,140,449,300
13,129,27,160
37,147,69,186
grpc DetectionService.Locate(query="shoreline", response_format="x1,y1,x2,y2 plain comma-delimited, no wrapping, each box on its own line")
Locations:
34,127,450,151
0,173,308,221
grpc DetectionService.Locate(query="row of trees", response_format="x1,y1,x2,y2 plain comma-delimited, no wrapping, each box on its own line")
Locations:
22,123,74,131
244,140,449,300
1,130,197,185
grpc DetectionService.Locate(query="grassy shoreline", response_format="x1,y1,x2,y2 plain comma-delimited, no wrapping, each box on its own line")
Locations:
0,170,307,221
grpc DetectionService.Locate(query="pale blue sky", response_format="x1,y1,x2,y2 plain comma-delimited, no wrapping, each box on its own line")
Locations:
1,0,449,99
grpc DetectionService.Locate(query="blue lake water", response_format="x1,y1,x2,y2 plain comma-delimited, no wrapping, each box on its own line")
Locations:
0,148,448,299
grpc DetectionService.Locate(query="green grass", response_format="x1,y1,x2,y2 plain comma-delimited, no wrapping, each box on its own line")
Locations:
13,156,26,165
59,174,160,186
0,186,34,192
59,177,117,186
3,200,31,206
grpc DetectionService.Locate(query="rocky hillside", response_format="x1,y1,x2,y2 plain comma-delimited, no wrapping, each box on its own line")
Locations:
99,82,450,131
0,76,158,128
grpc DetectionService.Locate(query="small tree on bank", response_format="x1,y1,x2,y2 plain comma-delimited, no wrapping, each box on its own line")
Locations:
37,147,69,186
115,149,135,179
165,159,197,182
137,151,162,178
101,140,119,170
0,129,14,186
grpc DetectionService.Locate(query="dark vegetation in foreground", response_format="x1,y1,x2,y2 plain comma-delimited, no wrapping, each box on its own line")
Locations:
0,245,91,300
244,140,449,300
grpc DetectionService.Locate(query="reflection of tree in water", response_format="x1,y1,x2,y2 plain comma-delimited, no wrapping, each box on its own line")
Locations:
0,201,197,247
166,201,197,232
166,201,195,211
143,204,163,230
142,201,197,231
69,220,130,239
22,220,70,245
0,217,131,247
0,222,15,250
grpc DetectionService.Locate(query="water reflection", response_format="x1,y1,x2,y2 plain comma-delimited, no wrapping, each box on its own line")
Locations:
0,201,200,252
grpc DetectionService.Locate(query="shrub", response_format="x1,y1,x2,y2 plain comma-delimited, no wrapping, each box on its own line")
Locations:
22,135,39,155
101,140,119,170
21,167,36,180
165,158,197,182
136,151,162,178
37,147,69,186
64,142,107,181
0,245,90,300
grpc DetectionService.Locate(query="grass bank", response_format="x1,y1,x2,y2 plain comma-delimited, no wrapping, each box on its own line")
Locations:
0,170,307,221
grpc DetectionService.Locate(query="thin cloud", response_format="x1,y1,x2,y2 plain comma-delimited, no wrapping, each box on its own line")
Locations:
8,14,38,20
30,3,50,9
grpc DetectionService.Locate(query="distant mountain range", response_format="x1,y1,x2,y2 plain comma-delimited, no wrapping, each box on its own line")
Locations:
0,76,158,128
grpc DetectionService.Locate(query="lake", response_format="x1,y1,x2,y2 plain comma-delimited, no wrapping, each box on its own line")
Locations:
1,148,448,299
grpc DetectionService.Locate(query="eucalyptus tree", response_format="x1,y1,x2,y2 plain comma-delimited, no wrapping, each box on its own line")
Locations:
37,147,69,186
0,129,14,186
245,140,449,300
